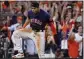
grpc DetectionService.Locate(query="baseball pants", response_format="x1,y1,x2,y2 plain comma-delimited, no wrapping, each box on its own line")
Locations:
11,29,45,58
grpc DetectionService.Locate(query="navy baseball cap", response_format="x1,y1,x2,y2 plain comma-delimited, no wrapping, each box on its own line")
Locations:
31,2,39,8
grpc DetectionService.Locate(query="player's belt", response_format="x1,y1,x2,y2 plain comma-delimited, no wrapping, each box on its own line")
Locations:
33,29,44,32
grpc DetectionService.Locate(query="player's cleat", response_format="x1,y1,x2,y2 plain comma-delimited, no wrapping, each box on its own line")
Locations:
12,53,24,58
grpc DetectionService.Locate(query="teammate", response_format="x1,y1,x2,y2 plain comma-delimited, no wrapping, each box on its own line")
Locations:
12,2,56,58
1,16,24,55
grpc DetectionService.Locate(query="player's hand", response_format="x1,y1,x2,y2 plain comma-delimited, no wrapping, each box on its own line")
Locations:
1,26,7,30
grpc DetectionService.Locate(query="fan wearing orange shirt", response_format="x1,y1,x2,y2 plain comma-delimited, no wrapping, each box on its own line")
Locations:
68,33,79,58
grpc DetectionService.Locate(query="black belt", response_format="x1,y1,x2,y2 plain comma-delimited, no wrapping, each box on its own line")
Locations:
33,29,44,32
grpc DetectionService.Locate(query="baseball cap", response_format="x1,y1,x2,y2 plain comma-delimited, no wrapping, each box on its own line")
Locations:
31,2,39,8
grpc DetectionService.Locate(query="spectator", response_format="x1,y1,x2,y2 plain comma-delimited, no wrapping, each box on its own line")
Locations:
61,31,68,57
1,16,23,55
11,5,22,25
2,16,23,31
75,25,82,57
68,32,79,58
45,25,56,54
2,1,10,12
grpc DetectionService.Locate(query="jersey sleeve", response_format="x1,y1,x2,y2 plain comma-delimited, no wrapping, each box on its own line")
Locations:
8,24,19,31
8,25,15,31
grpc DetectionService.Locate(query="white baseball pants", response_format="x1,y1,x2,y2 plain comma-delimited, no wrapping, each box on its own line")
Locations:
11,29,45,57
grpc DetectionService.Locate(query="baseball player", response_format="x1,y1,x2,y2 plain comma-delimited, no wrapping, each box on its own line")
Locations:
1,16,24,53
12,2,56,58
